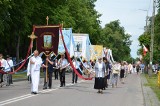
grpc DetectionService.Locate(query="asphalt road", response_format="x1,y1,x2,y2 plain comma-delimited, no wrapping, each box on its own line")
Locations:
0,73,144,106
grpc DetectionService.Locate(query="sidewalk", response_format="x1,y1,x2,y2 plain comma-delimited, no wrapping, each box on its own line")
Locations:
140,74,160,106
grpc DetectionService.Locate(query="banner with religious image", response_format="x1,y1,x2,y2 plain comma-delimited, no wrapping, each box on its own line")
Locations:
70,33,91,60
58,28,72,54
34,25,59,55
90,45,103,61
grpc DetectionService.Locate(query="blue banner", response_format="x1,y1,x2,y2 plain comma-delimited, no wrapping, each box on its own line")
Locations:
86,35,91,61
58,28,72,54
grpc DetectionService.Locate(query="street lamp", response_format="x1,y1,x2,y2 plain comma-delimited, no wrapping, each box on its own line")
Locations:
138,9,149,32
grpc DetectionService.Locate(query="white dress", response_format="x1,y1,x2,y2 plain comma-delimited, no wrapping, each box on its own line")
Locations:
27,56,42,93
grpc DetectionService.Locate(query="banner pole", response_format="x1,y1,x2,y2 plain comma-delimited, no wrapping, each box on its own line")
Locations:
45,55,49,84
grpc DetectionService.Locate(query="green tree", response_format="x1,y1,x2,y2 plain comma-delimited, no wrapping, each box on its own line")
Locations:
99,20,132,62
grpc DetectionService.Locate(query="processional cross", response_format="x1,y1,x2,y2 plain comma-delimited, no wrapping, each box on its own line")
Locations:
46,16,49,25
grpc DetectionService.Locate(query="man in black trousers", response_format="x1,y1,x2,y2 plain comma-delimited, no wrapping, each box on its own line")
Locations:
72,58,82,83
43,56,54,89
58,54,68,87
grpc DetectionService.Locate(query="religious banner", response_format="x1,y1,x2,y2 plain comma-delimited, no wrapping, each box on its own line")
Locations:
90,45,103,61
103,47,107,57
103,48,115,63
86,36,91,61
34,25,59,55
70,33,91,60
58,28,72,54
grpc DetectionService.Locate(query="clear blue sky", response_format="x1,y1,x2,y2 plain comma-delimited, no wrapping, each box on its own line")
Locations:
95,0,153,58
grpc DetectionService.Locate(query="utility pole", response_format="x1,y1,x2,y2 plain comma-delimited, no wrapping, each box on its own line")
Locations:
149,0,156,77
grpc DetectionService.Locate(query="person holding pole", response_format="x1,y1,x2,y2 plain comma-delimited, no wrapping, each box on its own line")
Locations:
42,56,54,89
58,53,68,87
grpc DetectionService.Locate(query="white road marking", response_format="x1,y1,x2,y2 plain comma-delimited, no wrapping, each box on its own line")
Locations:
0,80,86,106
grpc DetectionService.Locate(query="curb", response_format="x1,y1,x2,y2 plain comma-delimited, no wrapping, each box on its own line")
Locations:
140,74,160,106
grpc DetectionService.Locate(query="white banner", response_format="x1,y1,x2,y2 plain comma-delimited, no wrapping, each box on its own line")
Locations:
70,33,91,60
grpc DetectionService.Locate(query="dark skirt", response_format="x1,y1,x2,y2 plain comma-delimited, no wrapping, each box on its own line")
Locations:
94,77,105,89
120,69,125,78
107,71,111,79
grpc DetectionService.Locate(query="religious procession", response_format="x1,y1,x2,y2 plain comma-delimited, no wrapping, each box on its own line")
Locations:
1,0,160,106
0,23,145,95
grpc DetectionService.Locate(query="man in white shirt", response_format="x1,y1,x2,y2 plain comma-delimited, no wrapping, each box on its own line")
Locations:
5,55,14,85
58,54,68,87
72,58,81,83
27,50,43,94
0,53,7,83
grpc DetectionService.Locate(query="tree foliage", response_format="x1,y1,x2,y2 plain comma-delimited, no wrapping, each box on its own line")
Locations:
0,0,132,62
138,1,160,64
99,20,132,62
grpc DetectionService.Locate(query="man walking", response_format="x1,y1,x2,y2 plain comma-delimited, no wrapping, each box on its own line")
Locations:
27,50,43,94
58,54,68,87
5,55,14,85
43,56,54,89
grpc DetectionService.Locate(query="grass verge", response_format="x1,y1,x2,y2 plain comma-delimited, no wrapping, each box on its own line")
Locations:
144,73,160,101
12,70,44,80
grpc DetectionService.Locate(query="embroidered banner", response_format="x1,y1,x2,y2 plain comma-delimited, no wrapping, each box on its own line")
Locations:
90,45,103,61
34,25,59,55
71,33,91,60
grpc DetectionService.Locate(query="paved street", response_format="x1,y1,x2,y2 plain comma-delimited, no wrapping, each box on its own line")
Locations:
0,73,144,106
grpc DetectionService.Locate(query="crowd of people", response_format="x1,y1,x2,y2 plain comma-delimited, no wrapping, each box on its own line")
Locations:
0,54,14,87
1,50,159,95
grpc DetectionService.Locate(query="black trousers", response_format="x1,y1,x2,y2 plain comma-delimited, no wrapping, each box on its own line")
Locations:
59,68,65,86
72,69,80,83
9,74,13,84
0,73,3,83
54,69,59,80
44,72,53,88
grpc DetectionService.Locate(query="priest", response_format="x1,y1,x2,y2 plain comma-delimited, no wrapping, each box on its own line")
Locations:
27,50,43,94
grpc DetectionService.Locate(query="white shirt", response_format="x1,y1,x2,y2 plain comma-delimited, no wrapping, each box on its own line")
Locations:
0,59,7,70
5,59,14,72
73,61,80,69
97,62,103,77
59,58,68,68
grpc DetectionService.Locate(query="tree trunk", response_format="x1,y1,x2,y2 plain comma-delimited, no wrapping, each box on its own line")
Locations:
16,35,20,63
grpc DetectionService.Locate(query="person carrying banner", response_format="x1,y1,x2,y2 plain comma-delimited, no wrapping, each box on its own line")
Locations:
43,56,54,89
27,50,43,94
58,54,68,87
54,59,59,80
72,58,81,83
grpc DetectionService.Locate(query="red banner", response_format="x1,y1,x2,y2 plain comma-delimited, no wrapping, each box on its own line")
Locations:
34,25,60,55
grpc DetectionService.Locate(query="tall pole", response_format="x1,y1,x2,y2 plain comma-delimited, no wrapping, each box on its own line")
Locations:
138,9,148,32
149,0,156,77
145,11,149,32
45,16,49,85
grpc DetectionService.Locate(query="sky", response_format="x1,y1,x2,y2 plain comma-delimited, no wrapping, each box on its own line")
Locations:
95,0,154,58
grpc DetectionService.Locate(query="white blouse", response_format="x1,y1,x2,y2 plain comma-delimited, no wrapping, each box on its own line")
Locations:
97,62,103,77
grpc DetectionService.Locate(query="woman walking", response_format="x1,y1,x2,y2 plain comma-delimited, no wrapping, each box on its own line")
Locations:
120,62,125,84
94,57,106,94
111,62,120,88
